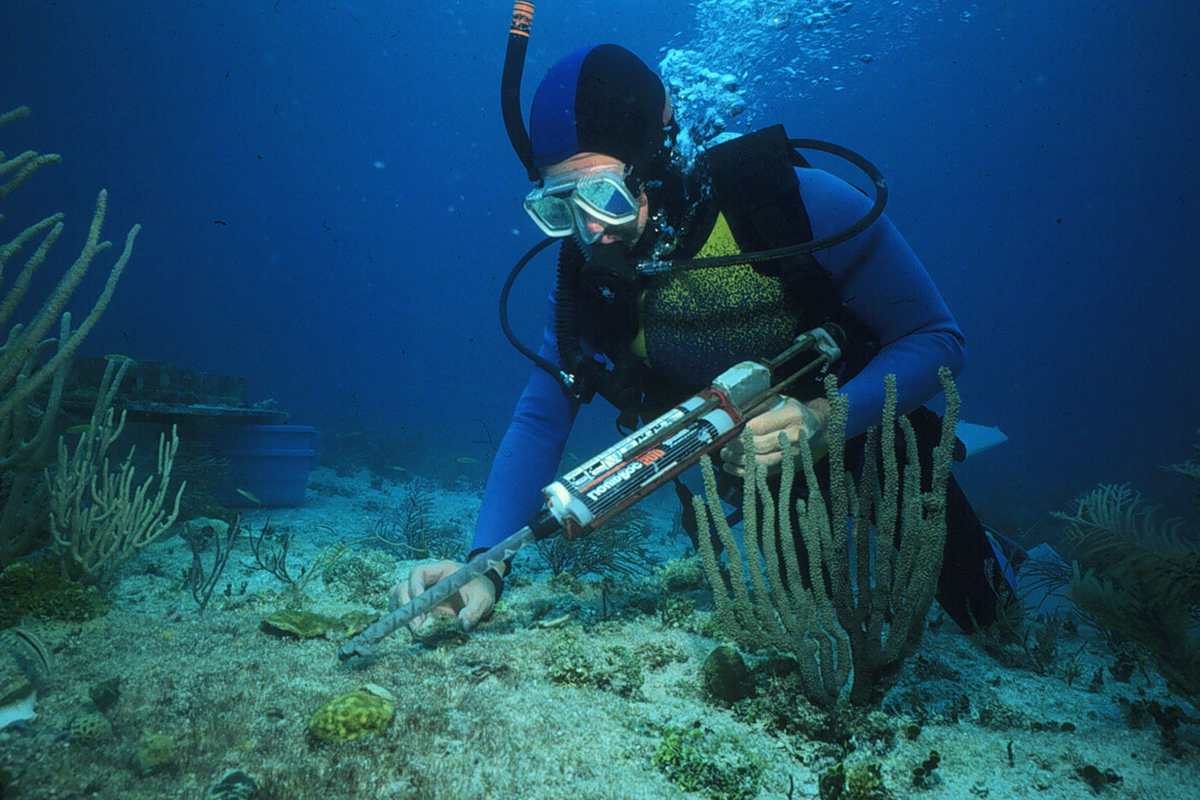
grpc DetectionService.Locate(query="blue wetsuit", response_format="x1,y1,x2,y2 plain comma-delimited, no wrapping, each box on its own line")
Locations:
472,167,965,555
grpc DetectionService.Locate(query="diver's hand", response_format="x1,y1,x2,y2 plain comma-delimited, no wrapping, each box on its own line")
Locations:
719,396,831,477
388,560,497,632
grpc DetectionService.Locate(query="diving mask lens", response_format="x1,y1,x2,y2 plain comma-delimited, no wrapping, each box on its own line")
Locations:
523,169,640,240
572,172,639,224
523,191,576,237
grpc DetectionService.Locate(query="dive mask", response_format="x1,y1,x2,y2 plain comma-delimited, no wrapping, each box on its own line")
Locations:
523,167,641,244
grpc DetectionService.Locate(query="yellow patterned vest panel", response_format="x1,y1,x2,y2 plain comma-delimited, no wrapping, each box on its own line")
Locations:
630,213,804,388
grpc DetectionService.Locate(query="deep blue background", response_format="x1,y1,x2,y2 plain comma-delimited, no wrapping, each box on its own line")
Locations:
2,1,1196,532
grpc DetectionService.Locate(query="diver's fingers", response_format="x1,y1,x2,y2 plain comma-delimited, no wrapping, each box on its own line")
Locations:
722,397,796,464
722,435,789,476
750,428,792,457
407,562,462,597
720,434,760,475
398,563,455,630
722,428,788,469
745,398,794,435
406,567,427,601
395,575,424,630
719,436,747,467
754,448,784,471
457,581,495,631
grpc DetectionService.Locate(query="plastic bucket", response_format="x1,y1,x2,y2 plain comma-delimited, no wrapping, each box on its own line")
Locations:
213,424,321,507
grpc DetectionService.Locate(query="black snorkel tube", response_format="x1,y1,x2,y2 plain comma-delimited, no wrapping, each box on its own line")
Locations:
502,1,538,182
501,0,588,395
497,5,888,401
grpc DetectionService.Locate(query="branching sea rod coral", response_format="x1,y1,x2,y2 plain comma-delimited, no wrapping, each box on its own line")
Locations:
1,106,140,568
695,369,959,707
1,105,178,589
47,357,185,584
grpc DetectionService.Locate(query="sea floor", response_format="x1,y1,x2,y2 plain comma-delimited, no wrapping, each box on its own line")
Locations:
2,466,1197,800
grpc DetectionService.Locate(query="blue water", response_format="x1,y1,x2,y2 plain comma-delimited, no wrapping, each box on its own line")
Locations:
2,0,1196,532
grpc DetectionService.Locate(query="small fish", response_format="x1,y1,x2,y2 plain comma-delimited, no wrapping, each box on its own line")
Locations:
65,424,90,434
391,466,408,472
456,457,478,464
235,488,261,505
103,353,136,363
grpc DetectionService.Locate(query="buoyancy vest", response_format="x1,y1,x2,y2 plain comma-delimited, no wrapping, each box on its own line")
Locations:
559,125,875,426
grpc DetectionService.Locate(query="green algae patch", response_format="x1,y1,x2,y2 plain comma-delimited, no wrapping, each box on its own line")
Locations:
652,724,765,800
308,690,394,742
411,614,469,649
134,733,178,775
261,609,339,638
0,561,108,628
261,609,379,639
337,610,379,638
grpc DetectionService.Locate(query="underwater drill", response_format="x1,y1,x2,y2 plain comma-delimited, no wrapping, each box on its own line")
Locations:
337,326,841,661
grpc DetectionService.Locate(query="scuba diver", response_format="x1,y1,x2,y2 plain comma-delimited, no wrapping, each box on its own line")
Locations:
392,42,1018,633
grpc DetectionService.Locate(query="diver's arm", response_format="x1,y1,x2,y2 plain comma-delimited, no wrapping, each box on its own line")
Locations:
391,297,578,630
799,168,966,437
470,296,581,555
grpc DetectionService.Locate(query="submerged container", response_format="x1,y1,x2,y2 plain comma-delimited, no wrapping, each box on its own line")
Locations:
213,424,321,507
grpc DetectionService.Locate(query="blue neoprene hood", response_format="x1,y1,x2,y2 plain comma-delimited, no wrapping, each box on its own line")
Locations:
528,44,666,170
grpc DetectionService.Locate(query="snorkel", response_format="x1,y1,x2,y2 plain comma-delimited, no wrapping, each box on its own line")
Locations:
498,4,889,404
502,1,538,181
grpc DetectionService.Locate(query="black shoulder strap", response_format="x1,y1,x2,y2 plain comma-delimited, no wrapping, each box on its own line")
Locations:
703,126,881,385
704,125,819,278
704,125,837,311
